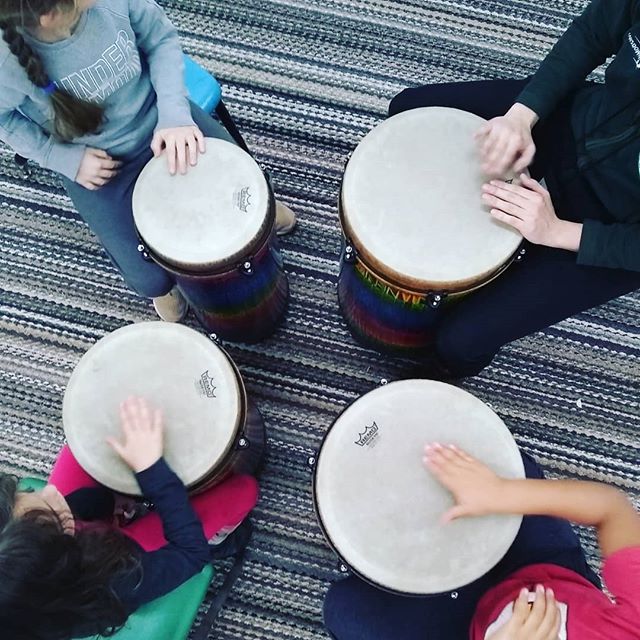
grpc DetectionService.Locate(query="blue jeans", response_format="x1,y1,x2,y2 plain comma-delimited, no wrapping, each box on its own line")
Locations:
62,102,234,298
322,453,600,640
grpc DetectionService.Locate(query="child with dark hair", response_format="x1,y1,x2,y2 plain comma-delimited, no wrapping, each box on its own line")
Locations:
323,444,640,640
0,396,258,640
0,0,295,322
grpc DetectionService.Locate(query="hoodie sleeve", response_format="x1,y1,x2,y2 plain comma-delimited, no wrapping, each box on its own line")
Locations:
128,0,194,132
0,67,85,180
516,0,638,119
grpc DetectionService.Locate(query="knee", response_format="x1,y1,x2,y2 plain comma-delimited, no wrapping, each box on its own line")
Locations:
388,87,415,117
122,263,174,299
434,321,494,378
322,581,349,639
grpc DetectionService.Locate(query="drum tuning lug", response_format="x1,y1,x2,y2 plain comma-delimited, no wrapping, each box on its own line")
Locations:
427,292,444,309
237,436,250,450
344,244,356,264
515,248,527,262
137,243,151,261
450,591,459,599
208,333,219,343
339,563,349,574
240,260,254,276
379,378,388,386
307,455,316,467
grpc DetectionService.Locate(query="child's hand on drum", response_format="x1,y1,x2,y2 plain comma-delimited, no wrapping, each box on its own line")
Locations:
107,396,164,473
151,125,206,176
475,103,538,177
423,443,504,523
487,585,562,640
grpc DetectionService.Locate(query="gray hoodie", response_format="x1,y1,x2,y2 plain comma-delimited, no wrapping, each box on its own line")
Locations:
0,0,193,181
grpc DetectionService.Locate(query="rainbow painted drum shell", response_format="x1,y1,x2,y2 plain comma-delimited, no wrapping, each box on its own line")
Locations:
133,139,289,343
338,108,524,354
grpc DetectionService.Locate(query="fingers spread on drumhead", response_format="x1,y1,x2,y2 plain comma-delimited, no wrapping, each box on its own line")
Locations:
176,142,187,175
514,144,535,172
194,127,206,153
490,209,523,231
187,136,198,166
106,435,125,457
449,444,475,463
441,503,474,523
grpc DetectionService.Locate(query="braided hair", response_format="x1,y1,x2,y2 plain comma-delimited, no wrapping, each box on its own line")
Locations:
0,0,104,140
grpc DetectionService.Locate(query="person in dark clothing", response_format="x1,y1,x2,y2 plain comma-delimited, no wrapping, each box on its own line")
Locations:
389,0,640,378
0,397,255,640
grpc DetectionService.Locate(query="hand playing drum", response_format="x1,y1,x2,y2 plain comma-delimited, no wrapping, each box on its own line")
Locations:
107,397,164,474
475,103,539,177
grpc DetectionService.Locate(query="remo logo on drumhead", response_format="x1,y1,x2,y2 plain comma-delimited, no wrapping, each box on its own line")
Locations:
313,380,525,596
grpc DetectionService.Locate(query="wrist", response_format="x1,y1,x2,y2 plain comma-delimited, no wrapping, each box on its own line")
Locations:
133,456,163,475
506,103,539,129
549,220,583,251
480,477,514,514
132,455,162,474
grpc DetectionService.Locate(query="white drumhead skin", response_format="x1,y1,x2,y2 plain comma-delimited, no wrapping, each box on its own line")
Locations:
63,322,242,495
315,380,524,594
133,138,270,269
341,108,522,288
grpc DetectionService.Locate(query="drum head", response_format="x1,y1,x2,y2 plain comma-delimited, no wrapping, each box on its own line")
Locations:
341,107,522,290
314,380,524,595
133,139,270,271
63,322,242,495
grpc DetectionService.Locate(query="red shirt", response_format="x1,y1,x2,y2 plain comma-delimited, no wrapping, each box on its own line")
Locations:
470,546,640,640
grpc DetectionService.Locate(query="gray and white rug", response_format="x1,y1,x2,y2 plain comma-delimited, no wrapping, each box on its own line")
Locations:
1,1,638,638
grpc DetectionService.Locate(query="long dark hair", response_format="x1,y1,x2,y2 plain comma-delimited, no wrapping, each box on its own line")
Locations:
0,0,104,140
0,474,141,640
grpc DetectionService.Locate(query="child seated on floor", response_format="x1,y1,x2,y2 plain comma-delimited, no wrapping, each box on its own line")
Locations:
0,396,257,640
323,443,640,640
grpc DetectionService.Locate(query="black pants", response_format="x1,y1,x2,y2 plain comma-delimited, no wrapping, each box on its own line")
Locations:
323,453,600,640
389,79,640,377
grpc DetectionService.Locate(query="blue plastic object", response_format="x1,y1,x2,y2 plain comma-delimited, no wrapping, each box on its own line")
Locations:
183,54,222,114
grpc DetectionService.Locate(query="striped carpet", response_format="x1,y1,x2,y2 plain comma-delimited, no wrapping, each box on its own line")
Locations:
1,1,639,638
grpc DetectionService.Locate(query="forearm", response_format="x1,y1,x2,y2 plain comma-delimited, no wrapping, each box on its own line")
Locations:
506,103,539,129
135,458,207,551
130,0,193,130
516,0,632,119
0,109,84,180
493,478,640,556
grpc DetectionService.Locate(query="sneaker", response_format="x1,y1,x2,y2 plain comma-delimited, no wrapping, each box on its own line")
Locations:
275,201,297,236
209,520,253,560
152,287,188,322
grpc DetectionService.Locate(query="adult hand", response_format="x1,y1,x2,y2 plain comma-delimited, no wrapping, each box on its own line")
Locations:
150,125,206,175
423,443,505,522
75,147,122,190
107,396,164,473
481,174,582,250
475,103,538,177
487,585,562,640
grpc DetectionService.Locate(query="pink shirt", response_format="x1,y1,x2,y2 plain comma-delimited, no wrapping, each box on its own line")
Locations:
470,546,640,640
